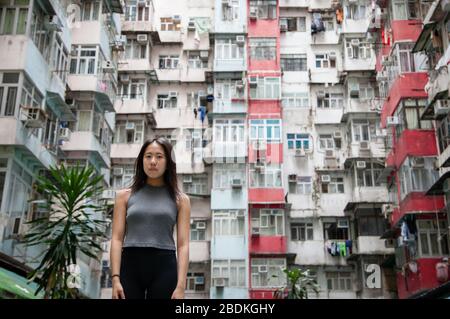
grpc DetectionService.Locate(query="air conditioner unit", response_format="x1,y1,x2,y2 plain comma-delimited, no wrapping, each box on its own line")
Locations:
235,80,244,90
337,220,349,228
187,21,196,31
249,76,258,88
137,0,147,7
249,7,258,19
236,211,245,218
411,157,425,168
295,148,306,157
356,161,366,169
385,239,395,248
434,99,450,116
58,127,71,141
183,175,192,183
196,221,206,229
20,107,46,128
195,276,205,285
136,34,148,43
172,15,182,23
236,35,245,45
333,131,342,139
351,39,360,46
280,19,288,32
258,265,268,273
231,178,243,188
200,50,209,60
125,122,135,130
349,83,359,98
255,163,266,172
113,167,124,175
360,141,370,150
325,150,335,158
288,174,297,182
213,277,227,287
317,91,326,98
169,91,178,98
252,227,260,235
45,15,63,32
120,74,130,84
102,60,115,73
329,52,337,61
114,35,127,47
386,116,399,126
321,175,331,183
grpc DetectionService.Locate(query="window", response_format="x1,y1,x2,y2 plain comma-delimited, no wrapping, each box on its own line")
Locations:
30,3,51,59
280,17,306,32
287,133,310,151
437,112,450,153
291,222,313,241
213,210,245,236
352,119,376,142
392,0,423,20
214,119,245,143
326,272,352,291
112,166,134,188
417,220,449,257
324,220,349,240
125,0,150,22
119,79,146,100
249,77,280,99
160,17,181,31
315,53,336,68
395,99,432,138
222,0,239,21
0,72,20,117
289,176,312,195
317,92,344,108
250,119,281,142
356,162,383,187
322,17,334,31
215,38,244,60
159,55,179,69
51,36,69,83
319,135,335,150
282,92,309,108
21,75,43,109
321,176,344,194
81,0,100,21
186,273,205,291
183,174,208,195
249,0,277,19
190,220,206,241
212,260,246,287
249,164,282,188
187,90,206,108
358,214,387,236
124,39,147,59
249,38,276,60
251,258,286,288
281,54,307,71
398,159,439,199
114,121,144,144
188,51,207,69
157,93,177,109
214,164,245,189
70,46,98,75
346,38,372,59
215,80,245,100
0,0,28,35
252,209,285,236
395,42,416,73
346,3,366,20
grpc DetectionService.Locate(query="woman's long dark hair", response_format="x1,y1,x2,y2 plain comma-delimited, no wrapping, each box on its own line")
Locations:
130,137,181,202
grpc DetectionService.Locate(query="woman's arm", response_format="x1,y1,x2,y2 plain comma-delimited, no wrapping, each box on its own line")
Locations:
110,189,129,299
172,193,191,299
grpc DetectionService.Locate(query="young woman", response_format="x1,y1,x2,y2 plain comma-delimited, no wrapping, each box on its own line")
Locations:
110,137,191,299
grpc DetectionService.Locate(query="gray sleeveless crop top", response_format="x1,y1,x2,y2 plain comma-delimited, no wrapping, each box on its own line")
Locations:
123,184,178,250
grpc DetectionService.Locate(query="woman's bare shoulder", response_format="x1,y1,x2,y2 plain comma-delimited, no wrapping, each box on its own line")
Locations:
176,192,190,208
115,188,132,203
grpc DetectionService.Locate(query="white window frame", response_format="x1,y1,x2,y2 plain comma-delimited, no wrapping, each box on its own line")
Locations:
287,133,310,151
158,55,179,69
212,259,246,288
282,92,309,108
249,164,282,188
213,210,245,236
249,38,277,61
250,119,281,142
249,77,281,100
251,258,286,288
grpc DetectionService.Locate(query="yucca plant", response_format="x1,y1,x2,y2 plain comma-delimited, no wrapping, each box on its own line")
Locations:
273,267,320,299
22,164,108,299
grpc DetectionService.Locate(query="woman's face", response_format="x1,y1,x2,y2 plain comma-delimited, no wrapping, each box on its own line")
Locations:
143,142,167,180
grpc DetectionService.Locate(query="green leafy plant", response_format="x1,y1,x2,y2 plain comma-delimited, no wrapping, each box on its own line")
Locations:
273,267,320,299
22,164,108,299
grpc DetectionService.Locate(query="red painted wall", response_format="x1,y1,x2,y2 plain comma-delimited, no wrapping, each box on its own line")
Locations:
249,289,277,299
248,143,283,163
380,73,428,127
248,188,285,203
388,130,438,168
250,235,287,254
391,20,423,44
248,100,282,115
391,192,445,226
376,44,392,72
396,258,449,299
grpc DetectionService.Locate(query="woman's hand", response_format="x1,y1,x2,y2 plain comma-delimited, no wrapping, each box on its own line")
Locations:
112,278,126,299
171,286,185,299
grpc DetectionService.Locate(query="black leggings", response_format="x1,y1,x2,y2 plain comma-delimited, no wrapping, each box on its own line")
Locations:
120,247,178,299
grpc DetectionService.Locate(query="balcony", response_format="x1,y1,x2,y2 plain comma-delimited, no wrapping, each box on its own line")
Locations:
425,66,449,107
343,56,376,72
279,0,310,7
341,18,370,34
190,241,210,262
342,98,383,121
308,0,333,10
158,30,183,43
118,58,153,73
391,20,423,44
121,20,154,33
211,99,247,114
67,74,116,112
250,236,287,255
110,143,142,159
214,58,246,72
311,30,340,45
212,142,247,159
350,187,389,205
310,68,339,84
346,140,387,160
60,131,110,167
0,117,57,169
350,236,394,256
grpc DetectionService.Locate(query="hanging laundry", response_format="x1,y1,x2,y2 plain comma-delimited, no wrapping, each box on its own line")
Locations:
345,240,353,255
193,107,198,119
199,105,206,123
330,242,337,256
401,221,410,241
339,242,346,257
